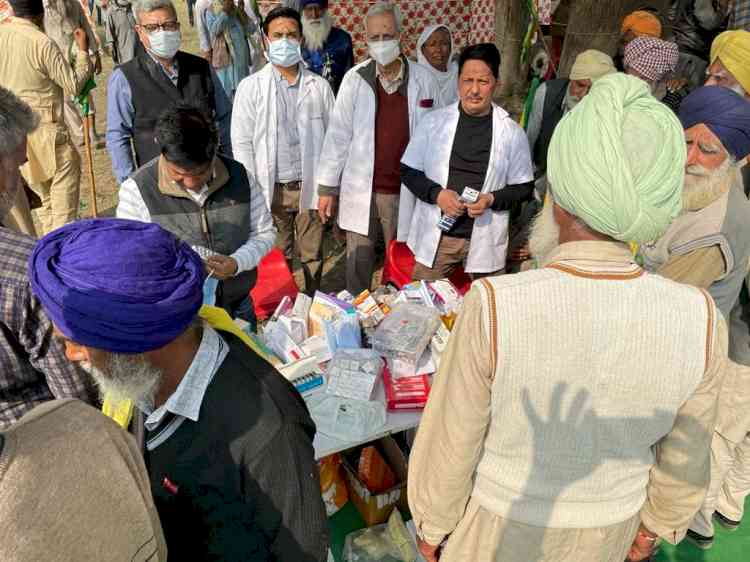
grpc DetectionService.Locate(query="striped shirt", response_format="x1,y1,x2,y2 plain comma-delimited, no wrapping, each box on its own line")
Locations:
116,163,276,273
0,227,98,428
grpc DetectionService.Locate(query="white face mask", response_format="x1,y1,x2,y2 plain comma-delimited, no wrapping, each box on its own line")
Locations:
368,39,400,66
266,37,302,68
148,30,181,59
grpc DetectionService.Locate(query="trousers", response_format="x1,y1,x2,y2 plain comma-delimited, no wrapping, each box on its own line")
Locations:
440,498,640,562
345,191,398,296
270,183,324,295
22,135,80,235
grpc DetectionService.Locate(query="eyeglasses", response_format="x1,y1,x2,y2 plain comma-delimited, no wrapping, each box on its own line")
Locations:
141,21,180,33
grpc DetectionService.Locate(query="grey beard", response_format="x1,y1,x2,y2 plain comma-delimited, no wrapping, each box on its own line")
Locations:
682,159,735,212
0,171,21,221
302,12,333,52
84,353,162,406
528,200,561,262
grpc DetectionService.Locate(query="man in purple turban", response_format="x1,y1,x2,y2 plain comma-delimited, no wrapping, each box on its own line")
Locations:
639,86,750,551
28,217,329,561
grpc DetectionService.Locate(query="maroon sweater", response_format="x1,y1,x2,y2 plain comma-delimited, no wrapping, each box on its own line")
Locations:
372,80,410,194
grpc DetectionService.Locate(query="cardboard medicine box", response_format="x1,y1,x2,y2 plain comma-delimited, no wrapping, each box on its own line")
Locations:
342,436,409,527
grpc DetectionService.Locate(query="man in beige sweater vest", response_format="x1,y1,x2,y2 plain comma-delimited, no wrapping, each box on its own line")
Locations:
408,74,728,562
0,399,167,561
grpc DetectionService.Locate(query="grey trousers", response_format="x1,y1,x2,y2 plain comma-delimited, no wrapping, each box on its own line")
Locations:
345,192,398,296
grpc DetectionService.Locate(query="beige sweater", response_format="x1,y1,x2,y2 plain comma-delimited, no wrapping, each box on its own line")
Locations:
0,399,167,562
409,241,727,546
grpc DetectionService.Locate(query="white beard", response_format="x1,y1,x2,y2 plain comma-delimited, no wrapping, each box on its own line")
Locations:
84,353,162,405
682,158,734,212
302,12,333,52
528,200,561,262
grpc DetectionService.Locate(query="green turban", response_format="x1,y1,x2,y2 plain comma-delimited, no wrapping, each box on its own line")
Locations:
547,73,685,244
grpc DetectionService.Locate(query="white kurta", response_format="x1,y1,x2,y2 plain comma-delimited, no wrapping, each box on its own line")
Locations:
401,102,533,273
315,58,442,238
231,63,335,212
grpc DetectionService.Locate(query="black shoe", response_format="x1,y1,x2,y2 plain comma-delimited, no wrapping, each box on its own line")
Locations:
686,529,714,550
714,511,741,532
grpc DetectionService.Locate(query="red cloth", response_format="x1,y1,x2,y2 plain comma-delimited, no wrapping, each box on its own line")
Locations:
372,81,409,194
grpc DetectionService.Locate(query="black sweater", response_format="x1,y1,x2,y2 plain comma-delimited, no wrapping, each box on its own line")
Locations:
143,333,328,561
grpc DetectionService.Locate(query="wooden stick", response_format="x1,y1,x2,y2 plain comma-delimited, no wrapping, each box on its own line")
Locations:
83,112,98,217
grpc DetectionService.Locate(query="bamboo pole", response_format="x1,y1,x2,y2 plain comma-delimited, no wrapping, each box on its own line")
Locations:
82,111,98,217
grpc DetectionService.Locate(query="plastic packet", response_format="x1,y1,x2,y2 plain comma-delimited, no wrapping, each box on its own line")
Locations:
309,396,387,442
326,349,383,401
323,313,362,352
372,304,441,367
344,510,418,562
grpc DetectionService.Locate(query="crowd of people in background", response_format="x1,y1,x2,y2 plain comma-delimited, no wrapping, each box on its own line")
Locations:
1,0,750,561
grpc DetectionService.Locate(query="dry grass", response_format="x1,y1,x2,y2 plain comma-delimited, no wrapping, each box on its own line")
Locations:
74,1,352,292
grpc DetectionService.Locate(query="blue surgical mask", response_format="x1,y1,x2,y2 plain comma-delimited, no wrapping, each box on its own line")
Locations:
202,276,219,307
267,38,302,68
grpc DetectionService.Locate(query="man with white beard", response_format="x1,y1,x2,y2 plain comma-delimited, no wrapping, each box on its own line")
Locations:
637,86,750,552
0,87,98,428
408,73,727,562
300,0,353,94
28,218,329,561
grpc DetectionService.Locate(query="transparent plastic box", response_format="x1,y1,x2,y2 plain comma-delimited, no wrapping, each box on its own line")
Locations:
371,304,441,366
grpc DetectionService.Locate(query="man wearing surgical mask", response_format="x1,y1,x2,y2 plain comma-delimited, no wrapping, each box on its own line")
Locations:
105,0,233,186
316,0,442,296
231,6,335,295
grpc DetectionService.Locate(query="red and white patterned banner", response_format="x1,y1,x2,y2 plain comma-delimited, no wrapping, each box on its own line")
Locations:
259,0,495,61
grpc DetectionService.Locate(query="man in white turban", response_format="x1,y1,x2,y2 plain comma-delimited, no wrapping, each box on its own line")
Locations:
408,73,727,562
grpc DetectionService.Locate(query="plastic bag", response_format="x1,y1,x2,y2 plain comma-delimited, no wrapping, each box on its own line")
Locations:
309,396,387,442
344,510,418,562
319,454,349,516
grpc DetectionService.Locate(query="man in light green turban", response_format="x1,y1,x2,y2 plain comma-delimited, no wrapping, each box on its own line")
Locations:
408,72,728,562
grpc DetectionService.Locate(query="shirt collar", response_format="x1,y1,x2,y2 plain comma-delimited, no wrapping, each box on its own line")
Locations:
147,50,179,82
376,57,405,81
272,64,301,86
141,324,227,430
541,241,644,280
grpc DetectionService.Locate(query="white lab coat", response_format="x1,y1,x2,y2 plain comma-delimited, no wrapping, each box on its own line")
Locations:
231,63,335,212
401,102,534,274
316,58,442,238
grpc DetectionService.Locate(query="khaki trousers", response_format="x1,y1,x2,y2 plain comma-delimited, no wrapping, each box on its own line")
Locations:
412,235,505,282
440,498,640,562
345,192,398,296
270,183,324,295
5,182,37,237
22,137,80,235
716,433,750,523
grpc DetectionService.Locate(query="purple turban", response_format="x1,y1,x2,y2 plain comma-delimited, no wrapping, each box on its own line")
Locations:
679,86,750,161
29,219,206,354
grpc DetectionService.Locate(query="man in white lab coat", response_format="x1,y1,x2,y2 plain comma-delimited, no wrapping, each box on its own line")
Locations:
401,43,534,279
316,0,441,296
232,6,334,295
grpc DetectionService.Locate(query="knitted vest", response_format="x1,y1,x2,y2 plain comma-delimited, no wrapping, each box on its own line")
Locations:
471,267,716,529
